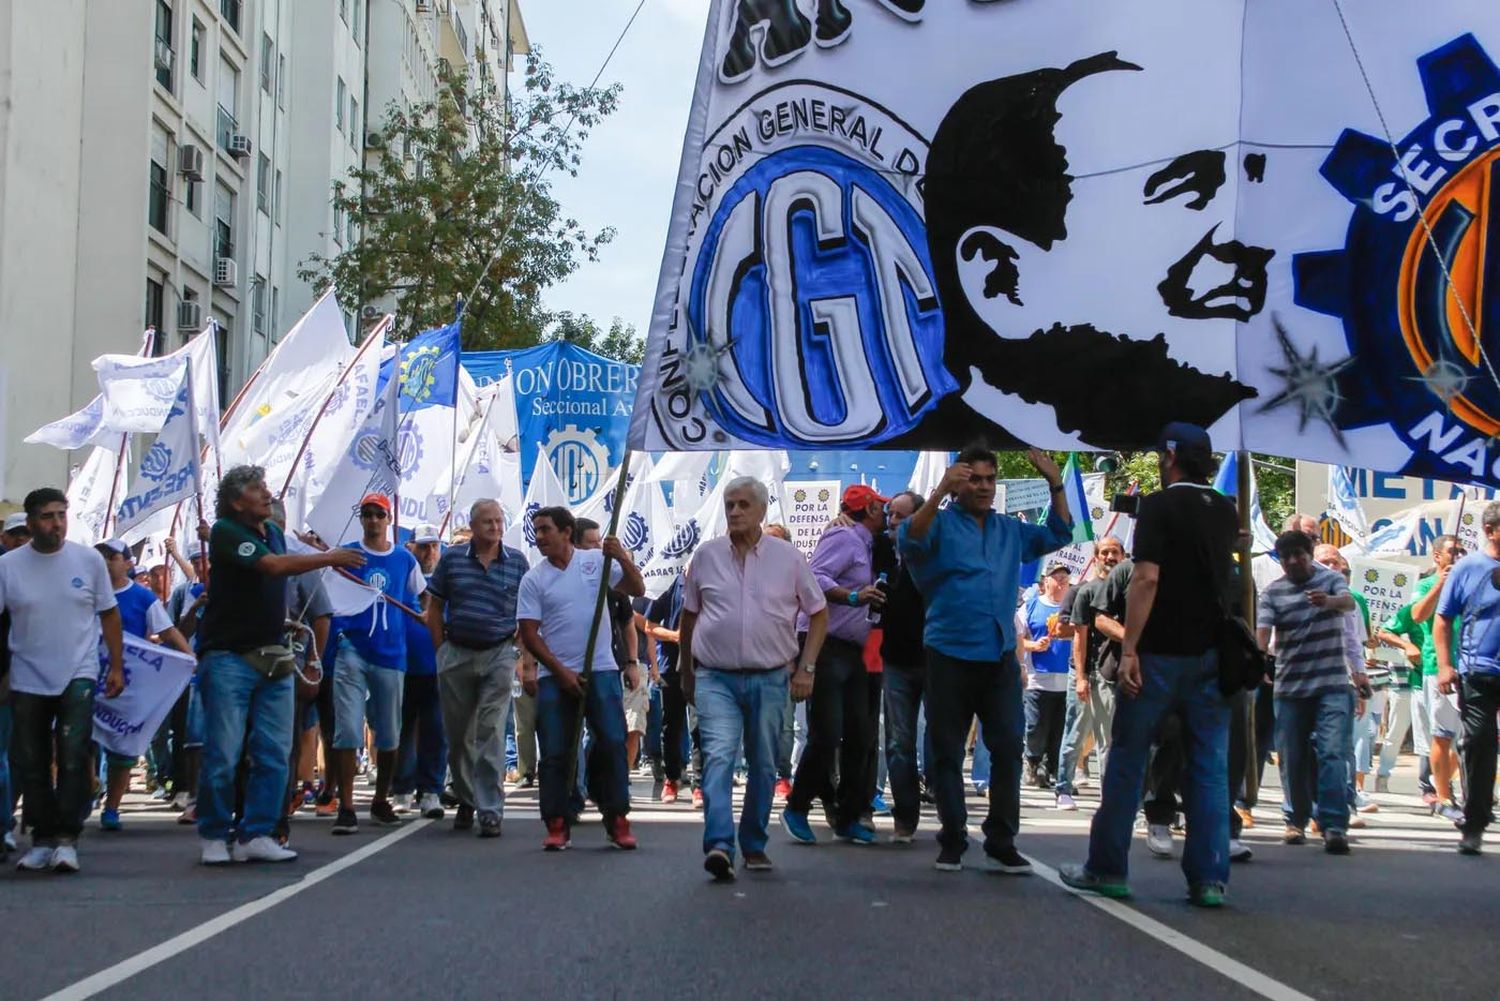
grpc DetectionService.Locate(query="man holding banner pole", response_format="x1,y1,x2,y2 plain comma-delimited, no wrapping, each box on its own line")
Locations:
900,445,1071,875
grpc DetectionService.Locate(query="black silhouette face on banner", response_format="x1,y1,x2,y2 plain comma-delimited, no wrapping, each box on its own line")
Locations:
908,51,1262,451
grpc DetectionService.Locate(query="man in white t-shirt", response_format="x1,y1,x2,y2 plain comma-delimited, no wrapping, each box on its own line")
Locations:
517,505,645,853
0,488,124,874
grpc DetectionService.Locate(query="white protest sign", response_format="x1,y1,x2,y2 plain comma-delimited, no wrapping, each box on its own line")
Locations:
92,633,197,759
1001,478,1049,514
781,480,840,561
1345,555,1419,630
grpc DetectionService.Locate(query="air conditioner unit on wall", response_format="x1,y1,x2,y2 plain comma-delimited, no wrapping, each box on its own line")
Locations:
177,300,202,331
228,134,252,158
214,258,237,287
178,144,205,180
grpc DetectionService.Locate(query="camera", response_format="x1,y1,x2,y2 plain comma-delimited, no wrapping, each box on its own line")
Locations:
1110,493,1140,516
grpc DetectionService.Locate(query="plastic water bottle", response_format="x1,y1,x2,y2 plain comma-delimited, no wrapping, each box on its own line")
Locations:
867,572,890,626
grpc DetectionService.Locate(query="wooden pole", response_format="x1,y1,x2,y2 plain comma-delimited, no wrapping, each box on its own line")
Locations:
436,387,502,539
564,451,635,792
1236,450,1260,807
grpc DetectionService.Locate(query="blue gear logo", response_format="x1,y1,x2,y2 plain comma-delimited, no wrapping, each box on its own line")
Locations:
544,425,611,505
686,143,952,448
523,502,541,547
1296,34,1500,480
140,441,173,482
621,511,651,562
661,519,701,561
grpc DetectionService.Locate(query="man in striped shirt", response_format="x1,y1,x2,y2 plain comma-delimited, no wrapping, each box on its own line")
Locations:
1256,530,1358,854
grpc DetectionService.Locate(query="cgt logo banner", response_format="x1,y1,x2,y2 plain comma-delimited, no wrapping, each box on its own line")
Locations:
633,1,1500,491
465,341,637,504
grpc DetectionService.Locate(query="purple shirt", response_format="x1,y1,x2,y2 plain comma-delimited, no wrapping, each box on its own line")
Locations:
801,522,875,645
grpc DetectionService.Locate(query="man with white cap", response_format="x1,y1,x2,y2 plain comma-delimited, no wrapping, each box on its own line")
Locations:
0,512,30,552
394,524,447,818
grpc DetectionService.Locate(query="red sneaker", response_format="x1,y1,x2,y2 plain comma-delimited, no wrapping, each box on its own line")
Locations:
542,817,571,851
774,779,792,802
692,788,704,810
606,815,637,850
661,780,679,804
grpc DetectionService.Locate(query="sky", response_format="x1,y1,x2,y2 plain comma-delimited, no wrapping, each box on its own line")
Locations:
518,0,705,339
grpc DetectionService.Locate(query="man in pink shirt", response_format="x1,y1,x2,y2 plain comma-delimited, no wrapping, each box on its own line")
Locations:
680,476,829,882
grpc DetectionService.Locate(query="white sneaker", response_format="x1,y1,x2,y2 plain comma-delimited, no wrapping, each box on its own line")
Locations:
16,846,55,871
232,836,298,863
1055,793,1079,811
1228,838,1254,862
419,793,443,819
392,793,413,813
50,844,80,873
171,791,191,811
1146,824,1174,858
200,838,232,866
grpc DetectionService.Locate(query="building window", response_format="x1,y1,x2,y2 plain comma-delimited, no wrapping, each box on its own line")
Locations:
333,203,345,246
260,34,273,93
347,212,357,247
219,0,241,34
336,77,347,132
252,279,267,334
148,130,170,235
350,97,360,147
185,178,199,217
256,154,270,214
277,53,286,109
217,56,239,150
146,277,165,336
354,0,364,45
190,18,204,81
274,170,283,226
154,0,174,93
181,288,200,333
271,287,280,335
214,183,234,260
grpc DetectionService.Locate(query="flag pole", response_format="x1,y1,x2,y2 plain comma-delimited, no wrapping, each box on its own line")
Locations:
276,316,390,501
564,450,634,793
101,328,158,536
436,387,502,539
1235,449,1260,809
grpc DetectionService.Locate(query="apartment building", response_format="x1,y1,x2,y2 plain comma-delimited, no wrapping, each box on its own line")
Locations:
0,0,526,499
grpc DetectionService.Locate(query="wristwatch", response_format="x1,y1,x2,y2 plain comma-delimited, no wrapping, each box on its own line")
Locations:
846,590,860,606
799,662,816,675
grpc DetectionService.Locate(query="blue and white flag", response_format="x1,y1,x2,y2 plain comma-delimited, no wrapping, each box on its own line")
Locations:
1213,452,1277,554
93,633,197,759
388,323,463,520
94,325,221,449
1326,465,1369,543
115,373,202,534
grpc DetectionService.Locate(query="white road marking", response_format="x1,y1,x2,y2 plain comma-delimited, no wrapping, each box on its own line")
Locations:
41,819,432,1001
1025,855,1318,1001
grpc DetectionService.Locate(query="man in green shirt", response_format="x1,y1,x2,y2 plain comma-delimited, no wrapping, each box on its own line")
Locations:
1374,535,1464,815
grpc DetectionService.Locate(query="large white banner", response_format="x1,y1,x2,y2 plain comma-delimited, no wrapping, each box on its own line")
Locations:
630,1,1500,490
1345,555,1420,627
92,634,196,759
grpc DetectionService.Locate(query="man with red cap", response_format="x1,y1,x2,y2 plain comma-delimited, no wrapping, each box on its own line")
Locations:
327,492,428,835
782,483,889,845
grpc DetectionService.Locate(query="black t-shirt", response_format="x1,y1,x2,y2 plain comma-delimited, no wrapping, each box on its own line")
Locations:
607,590,634,668
200,518,288,654
880,561,927,667
1071,577,1106,671
1132,484,1237,655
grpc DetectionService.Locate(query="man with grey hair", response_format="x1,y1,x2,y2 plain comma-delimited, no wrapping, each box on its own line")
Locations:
195,466,363,866
425,499,529,839
680,475,829,880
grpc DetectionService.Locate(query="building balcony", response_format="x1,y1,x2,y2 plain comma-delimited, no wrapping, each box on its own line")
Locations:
440,3,468,64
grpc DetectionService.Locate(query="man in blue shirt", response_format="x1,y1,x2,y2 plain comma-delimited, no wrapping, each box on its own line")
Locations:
1434,499,1500,856
328,493,427,835
899,444,1071,874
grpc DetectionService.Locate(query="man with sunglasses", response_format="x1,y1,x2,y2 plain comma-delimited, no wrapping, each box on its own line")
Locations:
1434,503,1500,855
328,493,427,835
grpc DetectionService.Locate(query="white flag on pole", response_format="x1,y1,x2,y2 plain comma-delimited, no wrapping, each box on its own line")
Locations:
907,451,950,498
305,364,402,545
1326,465,1369,544
115,372,202,534
93,325,221,450
92,634,197,759
66,444,125,545
502,443,570,566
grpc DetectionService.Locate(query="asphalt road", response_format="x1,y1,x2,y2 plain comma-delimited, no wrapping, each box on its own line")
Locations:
2,757,1493,1001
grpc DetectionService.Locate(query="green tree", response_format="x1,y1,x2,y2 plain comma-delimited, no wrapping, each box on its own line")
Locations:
299,50,620,350
546,311,643,364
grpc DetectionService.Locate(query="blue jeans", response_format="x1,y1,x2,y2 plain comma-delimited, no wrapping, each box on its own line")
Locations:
1085,651,1230,888
0,702,13,836
883,663,925,831
536,671,630,822
925,650,1024,856
696,667,788,859
394,673,447,796
1275,689,1354,834
196,651,295,842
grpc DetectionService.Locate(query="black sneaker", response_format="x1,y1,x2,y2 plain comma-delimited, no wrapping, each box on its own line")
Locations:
984,846,1033,875
453,804,475,831
519,774,535,789
704,848,735,882
331,809,359,835
369,799,402,827
934,845,963,872
1323,830,1350,855
478,812,502,839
